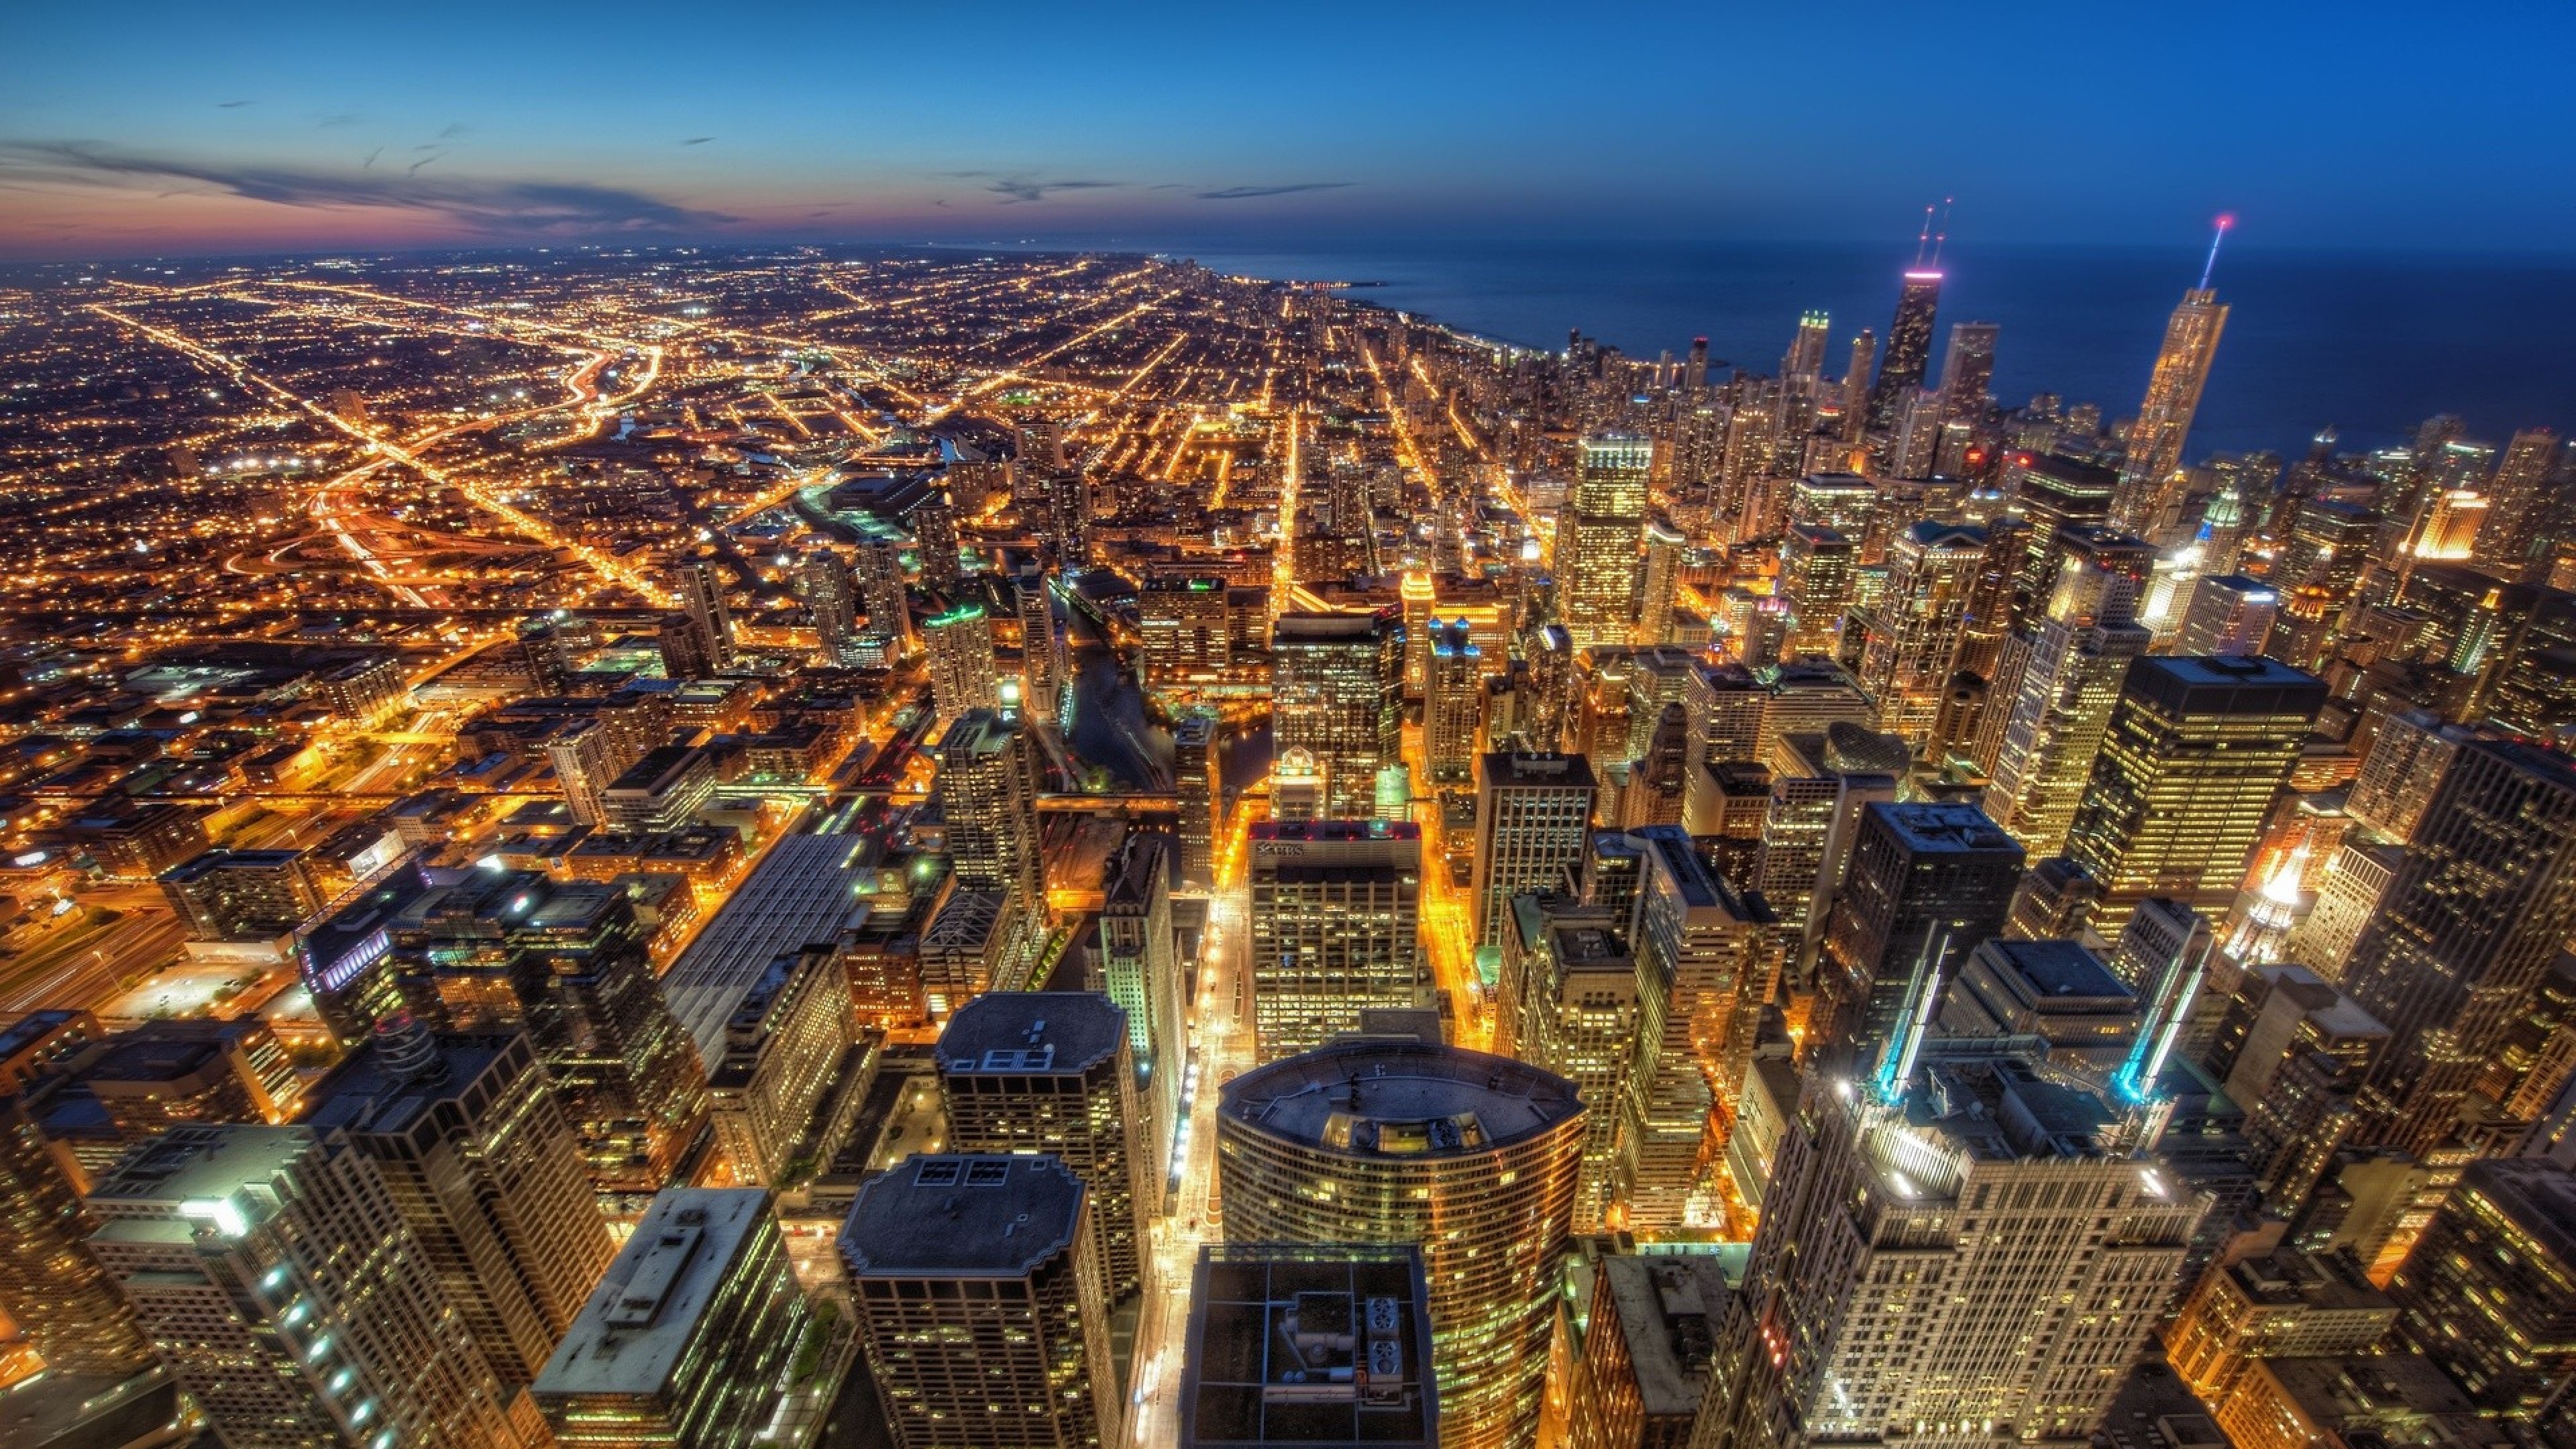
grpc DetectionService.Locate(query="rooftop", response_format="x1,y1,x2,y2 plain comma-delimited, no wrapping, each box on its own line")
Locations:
533,1188,777,1398
840,1153,1088,1279
938,990,1126,1076
663,833,875,1069
1221,1040,1581,1160
1181,1244,1436,1448
1599,1254,1730,1419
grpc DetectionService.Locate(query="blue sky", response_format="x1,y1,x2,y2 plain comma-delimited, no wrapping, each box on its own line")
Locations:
3,1,2571,256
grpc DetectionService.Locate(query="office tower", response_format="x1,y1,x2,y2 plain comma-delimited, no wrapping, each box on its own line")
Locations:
534,1188,810,1449
937,992,1147,1303
87,1125,531,1449
1018,569,1067,720
1777,524,1854,659
1866,266,1943,434
1839,329,1878,443
1095,830,1184,1185
2002,855,2099,940
1935,320,1998,427
938,707,1042,904
160,847,321,939
2063,655,2326,936
1498,897,1636,1231
2341,739,2576,1152
2344,708,2472,841
801,548,861,664
924,602,1001,719
1399,570,1438,695
1568,1254,1730,1449
673,554,735,671
845,1155,1120,1449
305,1021,614,1388
1044,467,1090,565
1218,1040,1583,1449
1855,521,1989,750
1813,801,2023,1067
0,1093,154,1377
1426,618,1484,786
2210,964,2390,1201
2283,841,2404,980
914,490,963,590
1272,747,1326,822
2175,574,2279,656
2478,427,2561,574
1521,623,1576,753
2164,1248,2396,1407
1784,310,1831,380
1980,531,2157,855
1638,517,1687,645
2265,498,2379,669
1470,751,1597,948
1883,387,1945,480
2007,453,2119,596
1754,723,1904,948
1561,435,1654,651
2114,225,2232,536
1617,826,1779,1234
1247,820,1423,1059
1694,1041,2208,1449
854,533,914,655
74,1017,302,1142
1179,1244,1437,1449
1271,609,1405,819
2387,1158,2576,1421
704,943,855,1183
1173,714,1221,888
657,609,715,681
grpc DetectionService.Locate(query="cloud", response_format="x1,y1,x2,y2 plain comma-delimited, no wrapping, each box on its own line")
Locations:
317,113,360,128
682,136,716,146
939,170,1123,204
435,122,471,140
215,100,254,109
1194,182,1354,201
0,142,737,235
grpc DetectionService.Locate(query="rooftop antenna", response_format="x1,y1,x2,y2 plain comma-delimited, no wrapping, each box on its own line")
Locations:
1913,205,1936,267
2198,213,2235,291
1931,197,1954,267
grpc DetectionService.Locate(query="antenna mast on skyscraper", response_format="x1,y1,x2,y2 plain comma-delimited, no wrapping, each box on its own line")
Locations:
1931,197,1953,266
1913,205,1935,267
2198,213,2235,290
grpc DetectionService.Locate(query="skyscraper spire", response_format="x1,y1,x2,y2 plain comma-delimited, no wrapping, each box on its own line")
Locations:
1914,204,1936,266
1931,197,1953,266
2198,213,2233,291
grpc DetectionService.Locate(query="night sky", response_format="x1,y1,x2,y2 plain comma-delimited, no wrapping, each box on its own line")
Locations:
3,1,2571,258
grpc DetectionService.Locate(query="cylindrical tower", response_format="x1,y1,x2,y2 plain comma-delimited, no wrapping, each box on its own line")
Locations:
1216,1039,1583,1449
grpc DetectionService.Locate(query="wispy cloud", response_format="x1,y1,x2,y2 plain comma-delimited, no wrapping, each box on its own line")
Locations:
939,170,1124,204
1195,182,1353,201
317,113,361,128
215,100,254,109
0,142,736,235
681,136,716,146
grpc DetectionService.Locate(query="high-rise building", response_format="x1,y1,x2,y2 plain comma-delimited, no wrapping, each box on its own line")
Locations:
1018,569,1067,721
2341,739,2576,1152
1839,329,1877,443
1935,320,1998,428
160,847,321,939
672,554,735,672
844,1155,1121,1449
853,533,914,655
1568,1254,1731,1449
801,548,861,664
1753,723,1904,947
2477,427,2561,576
1173,714,1222,889
1980,531,2156,855
1866,268,1943,433
937,992,1147,1303
938,707,1043,906
1813,801,2023,1069
1777,524,1855,660
1271,609,1405,819
1095,828,1185,1186
1247,819,1423,1059
87,1124,533,1449
2114,227,2231,536
2387,1158,2576,1421
1784,310,1831,380
1217,1040,1584,1449
1470,751,1596,949
1693,1042,2208,1449
703,943,856,1184
1561,435,1654,651
1617,826,1780,1234
2265,498,2379,669
1427,618,1485,786
2174,574,2279,657
2163,1248,2396,1407
2344,708,2473,843
1639,518,1688,645
533,1187,810,1449
0,1092,154,1377
2063,655,2326,936
2282,840,2404,980
1855,521,1990,750
1498,896,1637,1231
1178,1244,1438,1449
924,602,1002,720
304,1021,614,1389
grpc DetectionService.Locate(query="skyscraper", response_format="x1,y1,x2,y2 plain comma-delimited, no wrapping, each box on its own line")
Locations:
2477,426,2561,575
854,532,914,656
1470,751,1597,948
2386,1157,2576,1422
1247,819,1423,1059
1498,896,1638,1231
938,707,1042,905
672,554,735,672
1813,801,2024,1069
1217,1039,1584,1449
800,547,861,664
0,1091,154,1377
1179,1245,1438,1449
303,1020,614,1389
2063,655,2326,936
1018,568,1067,720
1560,435,1653,651
937,991,1148,1303
534,1187,811,1449
1782,309,1831,380
2174,574,2279,657
1981,530,2156,855
1866,266,1942,433
87,1124,534,1449
1855,521,1990,750
1096,827,1185,1187
924,601,1001,720
1935,320,1998,428
2340,739,2576,1153
1173,714,1222,888
1777,524,1855,660
703,943,856,1183
2114,221,2232,537
1271,609,1405,819
844,1155,1122,1449
1426,617,1484,785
